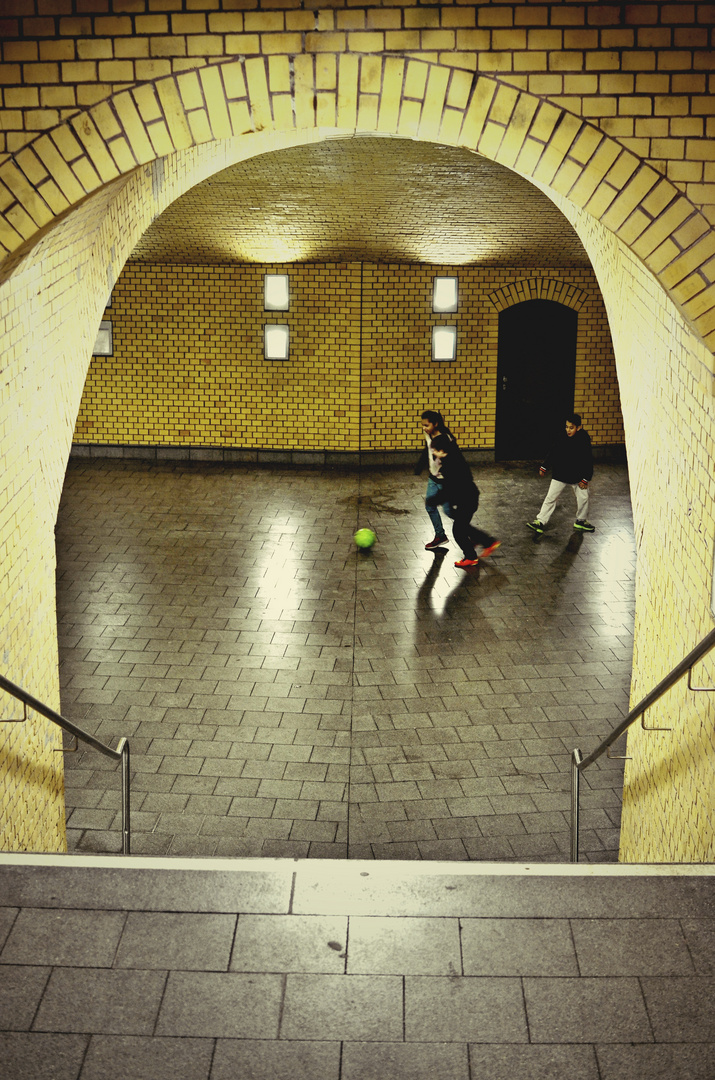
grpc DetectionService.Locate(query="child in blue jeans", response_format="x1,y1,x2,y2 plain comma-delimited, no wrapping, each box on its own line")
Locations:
427,436,501,568
415,410,455,549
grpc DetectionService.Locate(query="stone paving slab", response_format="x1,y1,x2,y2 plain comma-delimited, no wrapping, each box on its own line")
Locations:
1,859,713,1079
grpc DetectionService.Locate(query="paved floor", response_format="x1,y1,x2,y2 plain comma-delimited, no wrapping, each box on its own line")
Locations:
0,858,713,1080
56,459,635,860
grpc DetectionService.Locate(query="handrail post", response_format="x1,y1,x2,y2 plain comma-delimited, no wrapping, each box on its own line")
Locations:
570,748,582,863
1,672,133,855
119,738,131,855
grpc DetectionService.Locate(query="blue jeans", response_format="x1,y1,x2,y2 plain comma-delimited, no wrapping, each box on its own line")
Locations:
425,476,451,536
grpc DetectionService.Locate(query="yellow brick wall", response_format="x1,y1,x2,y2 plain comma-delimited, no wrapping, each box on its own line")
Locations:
1,18,715,349
74,261,622,452
75,261,361,450
2,2,715,222
0,173,151,852
361,263,622,450
553,189,715,863
0,138,269,852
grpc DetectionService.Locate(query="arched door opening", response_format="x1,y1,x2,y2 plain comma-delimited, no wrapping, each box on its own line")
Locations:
496,299,578,462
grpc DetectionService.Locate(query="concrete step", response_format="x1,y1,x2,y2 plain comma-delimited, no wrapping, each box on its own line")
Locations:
1,856,713,1080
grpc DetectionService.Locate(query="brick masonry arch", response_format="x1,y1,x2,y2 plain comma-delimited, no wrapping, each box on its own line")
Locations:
1,56,714,352
2,49,715,861
486,277,589,312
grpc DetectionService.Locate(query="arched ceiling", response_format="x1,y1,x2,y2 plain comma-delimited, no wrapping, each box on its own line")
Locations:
129,136,590,267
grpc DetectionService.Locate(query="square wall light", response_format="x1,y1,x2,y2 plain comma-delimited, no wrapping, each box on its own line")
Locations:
93,320,113,356
264,273,290,310
432,325,457,362
432,276,458,312
264,323,290,360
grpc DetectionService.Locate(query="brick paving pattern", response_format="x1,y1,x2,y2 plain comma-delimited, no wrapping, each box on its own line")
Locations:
56,459,634,860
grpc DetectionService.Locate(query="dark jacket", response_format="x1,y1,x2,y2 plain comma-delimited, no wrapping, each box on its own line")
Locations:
426,449,479,517
415,430,458,476
543,428,593,485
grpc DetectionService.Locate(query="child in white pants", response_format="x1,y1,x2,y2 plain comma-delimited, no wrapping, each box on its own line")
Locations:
536,477,590,527
527,414,595,534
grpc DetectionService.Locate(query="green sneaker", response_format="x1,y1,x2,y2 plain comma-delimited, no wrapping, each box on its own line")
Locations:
526,520,544,533
574,519,595,532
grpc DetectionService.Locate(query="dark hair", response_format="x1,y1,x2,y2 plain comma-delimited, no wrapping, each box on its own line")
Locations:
421,410,453,436
430,435,451,453
568,413,582,427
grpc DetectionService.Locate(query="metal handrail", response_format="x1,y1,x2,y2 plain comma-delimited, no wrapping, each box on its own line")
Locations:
0,672,130,854
570,626,715,862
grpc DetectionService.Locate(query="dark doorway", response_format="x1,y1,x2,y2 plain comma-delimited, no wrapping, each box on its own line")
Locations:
495,298,577,460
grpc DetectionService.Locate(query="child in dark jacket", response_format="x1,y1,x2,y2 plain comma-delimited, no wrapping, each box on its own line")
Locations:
427,436,500,568
527,414,595,534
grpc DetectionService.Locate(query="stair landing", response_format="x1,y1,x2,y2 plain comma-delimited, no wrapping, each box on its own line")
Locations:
1,855,713,1079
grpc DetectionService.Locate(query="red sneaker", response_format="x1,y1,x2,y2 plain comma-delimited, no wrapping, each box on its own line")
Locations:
454,558,479,568
425,535,449,550
480,540,501,558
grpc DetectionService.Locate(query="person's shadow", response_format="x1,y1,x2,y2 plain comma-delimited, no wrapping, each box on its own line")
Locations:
549,529,584,569
415,547,509,641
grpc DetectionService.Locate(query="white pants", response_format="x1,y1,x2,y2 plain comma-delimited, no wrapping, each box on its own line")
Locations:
537,479,589,525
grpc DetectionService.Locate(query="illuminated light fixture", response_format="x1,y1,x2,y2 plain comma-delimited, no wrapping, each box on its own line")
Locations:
432,325,457,362
264,273,290,310
264,323,290,360
93,320,113,356
432,276,458,313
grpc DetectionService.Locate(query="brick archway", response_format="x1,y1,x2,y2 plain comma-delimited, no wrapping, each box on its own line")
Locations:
486,277,589,313
2,52,715,860
1,57,713,351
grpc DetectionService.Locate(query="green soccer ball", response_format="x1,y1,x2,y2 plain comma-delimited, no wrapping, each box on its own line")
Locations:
354,528,376,549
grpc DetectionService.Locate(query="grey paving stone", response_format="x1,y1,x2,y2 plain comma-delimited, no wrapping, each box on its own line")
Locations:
0,966,51,1030
571,918,695,976
128,832,174,855
114,912,236,970
79,1035,214,1080
347,916,461,975
155,972,283,1038
0,906,18,950
522,976,653,1043
0,1033,88,1080
0,866,293,914
0,908,126,968
461,918,578,976
405,976,527,1042
65,808,116,831
509,833,564,858
231,914,347,973
469,1045,599,1080
370,836,422,855
56,462,635,858
477,814,527,837
169,836,219,856
33,969,166,1035
155,812,207,834
681,918,715,975
342,1041,469,1080
595,1044,715,1080
141,792,190,812
211,1039,341,1080
280,974,403,1041
640,976,715,1041
418,838,469,859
